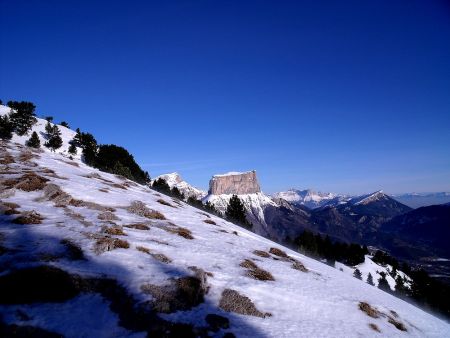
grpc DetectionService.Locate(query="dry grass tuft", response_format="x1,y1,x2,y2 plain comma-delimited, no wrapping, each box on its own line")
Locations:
141,269,209,313
388,317,407,331
1,202,20,215
124,223,150,230
203,219,216,225
127,201,166,220
239,259,258,270
15,172,49,191
110,183,128,190
232,231,238,236
0,153,15,164
103,225,126,236
219,289,271,318
291,259,308,272
358,302,380,318
369,323,381,332
98,188,109,193
176,227,194,239
97,211,119,221
94,237,130,254
69,199,115,212
13,211,43,224
136,246,151,254
18,151,37,162
157,199,174,207
42,184,73,207
253,250,270,258
269,247,288,258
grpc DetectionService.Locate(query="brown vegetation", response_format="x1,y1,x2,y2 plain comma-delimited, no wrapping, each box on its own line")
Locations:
141,269,209,313
269,247,289,258
219,289,271,318
388,317,407,331
240,259,275,281
98,211,119,221
0,201,20,215
291,259,308,272
14,172,49,191
94,237,130,254
13,211,43,224
124,223,150,230
203,219,216,225
240,259,258,270
359,302,380,318
252,250,270,258
136,246,172,264
157,199,174,207
103,225,126,236
369,323,381,332
127,201,166,220
0,153,15,164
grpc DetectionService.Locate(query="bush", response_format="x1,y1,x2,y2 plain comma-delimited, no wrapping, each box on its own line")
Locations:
358,302,380,318
219,289,270,318
253,250,270,258
127,201,166,220
15,172,49,191
269,247,288,258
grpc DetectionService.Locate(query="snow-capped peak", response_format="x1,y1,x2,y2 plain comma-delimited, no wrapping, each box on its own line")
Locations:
153,172,207,200
352,190,386,206
273,188,347,209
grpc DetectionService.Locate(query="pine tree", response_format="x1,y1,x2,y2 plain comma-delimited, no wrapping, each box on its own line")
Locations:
7,101,37,136
204,201,217,214
26,131,41,148
0,115,14,140
353,268,362,280
68,143,77,155
112,161,134,180
378,272,391,293
171,186,184,200
60,121,69,128
44,125,63,151
367,272,375,286
225,195,249,228
395,275,407,297
45,120,54,138
72,128,82,147
152,178,171,194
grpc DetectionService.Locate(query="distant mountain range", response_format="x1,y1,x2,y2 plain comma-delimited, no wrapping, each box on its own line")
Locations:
391,192,450,208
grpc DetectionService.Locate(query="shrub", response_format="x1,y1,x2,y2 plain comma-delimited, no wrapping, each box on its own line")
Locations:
94,237,130,254
13,211,43,224
127,201,166,220
239,259,258,270
157,199,174,207
103,225,126,236
98,211,119,222
15,172,48,191
269,247,288,258
203,219,216,225
141,269,209,313
7,101,37,136
219,289,270,318
388,317,407,331
291,259,308,272
358,302,379,318
253,250,270,258
369,323,381,332
124,223,150,230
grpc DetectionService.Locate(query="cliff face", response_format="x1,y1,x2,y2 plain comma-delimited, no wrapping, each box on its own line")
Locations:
208,170,261,195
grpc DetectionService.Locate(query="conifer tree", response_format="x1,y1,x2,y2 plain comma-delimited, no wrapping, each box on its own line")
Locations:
112,161,134,180
152,178,171,194
225,195,249,228
44,124,63,151
378,272,391,293
68,143,77,155
0,115,14,140
367,272,375,286
395,275,407,297
171,186,184,200
353,268,362,280
45,120,54,138
60,121,69,128
26,131,41,148
72,128,82,147
7,101,37,135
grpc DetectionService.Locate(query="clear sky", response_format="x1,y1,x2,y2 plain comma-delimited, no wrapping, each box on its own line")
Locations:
1,0,449,195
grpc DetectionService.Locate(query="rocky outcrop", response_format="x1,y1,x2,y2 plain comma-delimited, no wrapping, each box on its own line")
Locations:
208,171,261,195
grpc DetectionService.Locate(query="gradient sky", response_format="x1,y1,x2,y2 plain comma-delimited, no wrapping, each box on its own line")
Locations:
1,0,450,194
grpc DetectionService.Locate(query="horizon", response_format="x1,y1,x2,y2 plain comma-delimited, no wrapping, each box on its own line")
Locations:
1,1,449,195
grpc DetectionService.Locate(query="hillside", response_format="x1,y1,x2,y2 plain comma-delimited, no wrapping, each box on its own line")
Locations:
1,113,449,336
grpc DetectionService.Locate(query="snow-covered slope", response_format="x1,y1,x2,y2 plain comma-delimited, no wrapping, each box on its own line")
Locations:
1,140,449,337
335,255,412,291
153,172,207,200
273,189,349,209
0,105,82,159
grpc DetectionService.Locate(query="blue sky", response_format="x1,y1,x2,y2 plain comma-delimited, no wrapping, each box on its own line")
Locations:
1,0,449,194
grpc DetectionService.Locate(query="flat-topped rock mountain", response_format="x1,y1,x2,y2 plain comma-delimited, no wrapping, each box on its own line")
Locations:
208,170,261,195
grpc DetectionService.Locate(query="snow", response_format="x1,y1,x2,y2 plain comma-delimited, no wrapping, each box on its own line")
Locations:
213,171,255,177
273,189,349,209
352,190,386,206
335,256,412,291
153,172,207,199
1,122,449,336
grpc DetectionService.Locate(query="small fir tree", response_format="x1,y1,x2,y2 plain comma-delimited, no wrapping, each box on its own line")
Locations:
68,143,77,155
60,121,69,128
7,101,37,135
45,120,54,138
367,272,375,286
44,124,63,151
353,268,362,280
0,115,14,140
378,272,391,293
26,131,41,148
171,186,184,200
225,195,249,228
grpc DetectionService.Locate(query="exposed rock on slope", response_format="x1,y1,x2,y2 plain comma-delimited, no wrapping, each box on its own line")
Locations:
209,170,261,195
